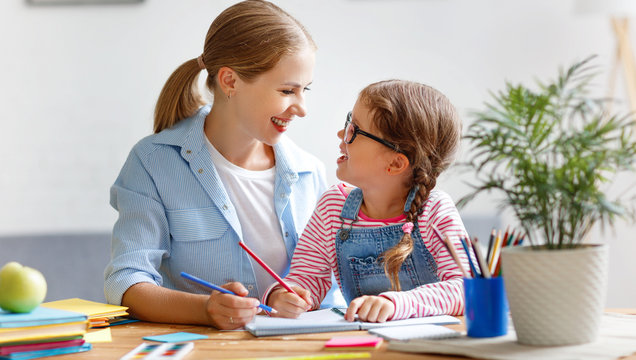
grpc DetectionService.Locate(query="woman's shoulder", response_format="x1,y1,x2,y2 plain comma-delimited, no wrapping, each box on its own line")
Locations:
131,108,209,159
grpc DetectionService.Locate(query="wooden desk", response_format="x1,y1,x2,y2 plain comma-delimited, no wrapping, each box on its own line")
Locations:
51,321,460,359
53,310,636,360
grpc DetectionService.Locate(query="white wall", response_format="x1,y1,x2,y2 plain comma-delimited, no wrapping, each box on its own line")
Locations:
1,0,634,307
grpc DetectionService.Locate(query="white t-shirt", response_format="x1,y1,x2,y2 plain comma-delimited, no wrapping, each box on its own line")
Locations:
205,138,287,297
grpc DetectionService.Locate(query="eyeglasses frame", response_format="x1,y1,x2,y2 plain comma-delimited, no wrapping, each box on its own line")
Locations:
343,111,402,153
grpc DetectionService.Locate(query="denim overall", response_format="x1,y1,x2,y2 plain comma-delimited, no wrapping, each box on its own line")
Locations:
336,188,440,304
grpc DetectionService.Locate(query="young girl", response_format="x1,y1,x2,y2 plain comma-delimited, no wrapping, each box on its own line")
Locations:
265,80,469,322
104,0,333,330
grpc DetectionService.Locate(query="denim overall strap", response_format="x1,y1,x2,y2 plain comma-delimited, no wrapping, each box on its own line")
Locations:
335,187,439,304
340,188,363,220
337,188,363,241
404,186,419,213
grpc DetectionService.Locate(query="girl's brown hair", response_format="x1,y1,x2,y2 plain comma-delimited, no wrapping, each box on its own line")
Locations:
153,0,316,133
360,79,462,291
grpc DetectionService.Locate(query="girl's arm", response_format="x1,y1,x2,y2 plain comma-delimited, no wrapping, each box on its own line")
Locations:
264,191,338,310
380,192,468,320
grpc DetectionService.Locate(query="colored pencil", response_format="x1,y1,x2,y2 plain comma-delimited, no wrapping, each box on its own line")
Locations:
238,241,300,297
516,234,525,246
471,237,491,278
431,225,445,244
486,228,496,264
488,230,502,275
501,227,510,247
444,235,470,278
432,225,470,277
180,272,277,313
493,247,504,277
505,231,516,247
234,352,372,360
459,237,479,277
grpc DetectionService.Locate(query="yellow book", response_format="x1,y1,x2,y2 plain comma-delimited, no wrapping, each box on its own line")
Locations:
42,298,128,319
0,321,87,344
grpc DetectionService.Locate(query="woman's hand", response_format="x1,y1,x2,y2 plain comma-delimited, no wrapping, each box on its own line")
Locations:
266,286,313,318
204,282,261,330
345,295,395,323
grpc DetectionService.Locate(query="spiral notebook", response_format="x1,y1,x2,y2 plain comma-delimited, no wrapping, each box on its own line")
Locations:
245,308,460,337
368,324,461,341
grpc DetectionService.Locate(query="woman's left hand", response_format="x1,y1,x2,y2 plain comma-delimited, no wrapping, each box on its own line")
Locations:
345,295,395,322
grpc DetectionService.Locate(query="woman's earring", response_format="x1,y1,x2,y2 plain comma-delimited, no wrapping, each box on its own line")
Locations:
227,91,233,100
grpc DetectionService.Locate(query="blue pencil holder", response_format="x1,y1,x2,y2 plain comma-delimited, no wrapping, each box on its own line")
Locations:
463,276,508,338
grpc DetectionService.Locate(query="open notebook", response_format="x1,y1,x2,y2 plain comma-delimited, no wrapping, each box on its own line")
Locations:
245,308,460,337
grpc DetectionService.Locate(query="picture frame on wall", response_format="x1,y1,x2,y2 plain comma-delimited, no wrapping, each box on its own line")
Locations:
27,0,143,5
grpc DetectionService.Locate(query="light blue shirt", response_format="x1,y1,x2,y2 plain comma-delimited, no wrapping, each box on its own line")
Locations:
104,105,327,305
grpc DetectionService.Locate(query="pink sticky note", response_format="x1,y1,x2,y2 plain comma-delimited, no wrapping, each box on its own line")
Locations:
324,336,382,349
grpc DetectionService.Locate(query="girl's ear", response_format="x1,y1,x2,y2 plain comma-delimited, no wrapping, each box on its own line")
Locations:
387,153,410,175
217,66,237,97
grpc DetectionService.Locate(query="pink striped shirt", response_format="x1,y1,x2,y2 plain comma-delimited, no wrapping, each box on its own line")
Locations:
267,183,470,320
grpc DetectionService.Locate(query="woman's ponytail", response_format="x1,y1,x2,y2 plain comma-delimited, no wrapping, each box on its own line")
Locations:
153,58,206,133
153,0,317,133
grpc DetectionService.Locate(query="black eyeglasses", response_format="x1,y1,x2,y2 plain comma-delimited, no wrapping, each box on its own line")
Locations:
343,112,401,153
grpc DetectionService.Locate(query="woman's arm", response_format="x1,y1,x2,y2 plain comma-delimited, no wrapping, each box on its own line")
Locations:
107,147,262,329
122,281,260,330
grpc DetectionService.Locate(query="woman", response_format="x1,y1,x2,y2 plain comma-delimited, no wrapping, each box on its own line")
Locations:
104,0,331,330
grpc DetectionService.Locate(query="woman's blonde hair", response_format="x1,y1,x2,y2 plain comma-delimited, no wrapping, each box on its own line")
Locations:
360,80,462,291
153,0,316,133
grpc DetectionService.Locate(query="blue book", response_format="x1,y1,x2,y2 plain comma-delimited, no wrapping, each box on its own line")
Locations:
0,343,91,360
0,308,86,329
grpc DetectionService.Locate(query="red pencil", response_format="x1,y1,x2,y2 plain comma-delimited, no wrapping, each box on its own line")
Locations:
237,241,299,296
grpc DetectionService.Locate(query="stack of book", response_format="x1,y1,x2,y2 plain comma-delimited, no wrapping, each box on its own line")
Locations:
41,298,129,328
0,307,91,360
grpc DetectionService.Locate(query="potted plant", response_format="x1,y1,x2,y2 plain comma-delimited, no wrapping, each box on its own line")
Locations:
457,56,636,346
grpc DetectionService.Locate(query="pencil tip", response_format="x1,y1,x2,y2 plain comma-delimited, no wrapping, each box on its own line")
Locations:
269,308,278,314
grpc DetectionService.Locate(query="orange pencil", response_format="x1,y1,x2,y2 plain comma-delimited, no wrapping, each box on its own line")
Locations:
493,248,504,277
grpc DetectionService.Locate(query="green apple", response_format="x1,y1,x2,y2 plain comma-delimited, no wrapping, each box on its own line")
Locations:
0,262,47,313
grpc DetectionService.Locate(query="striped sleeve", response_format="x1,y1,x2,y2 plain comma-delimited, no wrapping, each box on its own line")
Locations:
380,190,468,319
263,187,344,308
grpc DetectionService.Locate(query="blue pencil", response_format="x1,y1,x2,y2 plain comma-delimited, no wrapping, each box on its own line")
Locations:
180,272,277,313
460,237,480,278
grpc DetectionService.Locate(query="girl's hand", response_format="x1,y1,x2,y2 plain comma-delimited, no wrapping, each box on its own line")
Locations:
204,282,260,330
345,295,395,323
266,286,313,318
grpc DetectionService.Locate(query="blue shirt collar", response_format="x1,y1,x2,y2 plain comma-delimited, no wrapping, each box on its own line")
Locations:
151,105,314,179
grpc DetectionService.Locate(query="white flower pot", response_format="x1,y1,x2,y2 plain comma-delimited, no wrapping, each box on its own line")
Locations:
501,244,608,346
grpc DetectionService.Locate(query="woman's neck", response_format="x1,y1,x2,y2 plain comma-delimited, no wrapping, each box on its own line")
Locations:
204,106,275,170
